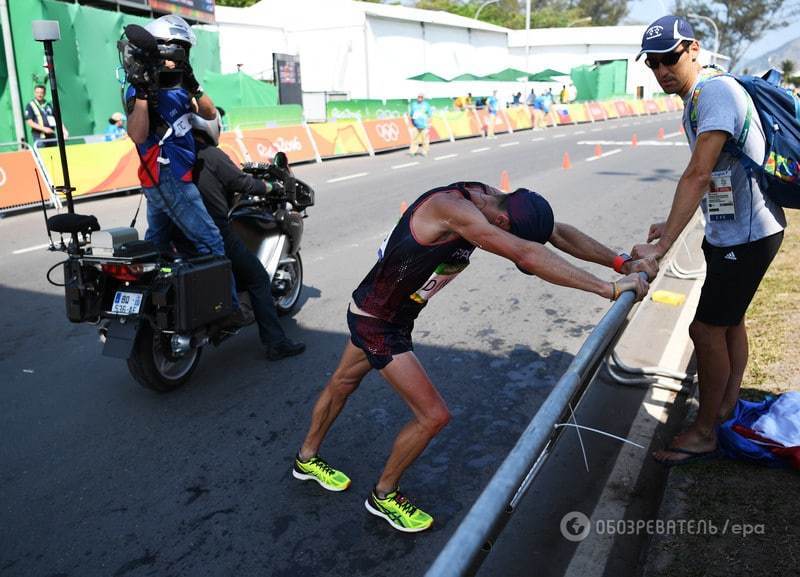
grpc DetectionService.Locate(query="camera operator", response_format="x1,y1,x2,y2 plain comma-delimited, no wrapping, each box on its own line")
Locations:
188,112,305,361
124,15,244,321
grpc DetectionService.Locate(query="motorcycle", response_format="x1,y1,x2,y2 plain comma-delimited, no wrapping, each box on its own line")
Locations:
47,153,314,392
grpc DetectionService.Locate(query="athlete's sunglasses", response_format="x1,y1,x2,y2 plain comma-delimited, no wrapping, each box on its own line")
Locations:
645,46,689,70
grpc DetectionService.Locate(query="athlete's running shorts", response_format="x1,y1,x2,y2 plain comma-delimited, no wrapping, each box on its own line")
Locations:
694,231,783,327
346,306,414,370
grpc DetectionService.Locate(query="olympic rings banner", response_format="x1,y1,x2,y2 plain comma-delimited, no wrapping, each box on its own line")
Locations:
0,150,49,211
362,117,411,152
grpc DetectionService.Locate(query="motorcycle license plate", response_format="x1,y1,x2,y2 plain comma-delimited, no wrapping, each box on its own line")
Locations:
111,291,143,315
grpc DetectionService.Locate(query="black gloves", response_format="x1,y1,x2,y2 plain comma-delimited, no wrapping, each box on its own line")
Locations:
182,63,200,96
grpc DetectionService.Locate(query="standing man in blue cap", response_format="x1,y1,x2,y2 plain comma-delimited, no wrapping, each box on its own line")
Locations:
291,181,656,532
631,16,786,465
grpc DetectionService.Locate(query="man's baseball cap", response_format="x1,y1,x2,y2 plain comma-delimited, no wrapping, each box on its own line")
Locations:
506,188,554,244
636,15,695,61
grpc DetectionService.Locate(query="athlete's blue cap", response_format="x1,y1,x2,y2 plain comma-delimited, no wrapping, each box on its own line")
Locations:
507,188,554,244
636,15,695,60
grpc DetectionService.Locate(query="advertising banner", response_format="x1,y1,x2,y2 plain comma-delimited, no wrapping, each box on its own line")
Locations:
553,106,573,125
614,100,634,117
504,107,532,131
307,122,371,158
238,125,317,164
445,111,483,138
37,139,140,199
644,100,660,114
428,115,451,143
218,132,249,165
0,150,48,210
273,53,303,106
567,104,591,123
148,0,215,23
362,118,411,152
601,101,619,119
587,102,607,121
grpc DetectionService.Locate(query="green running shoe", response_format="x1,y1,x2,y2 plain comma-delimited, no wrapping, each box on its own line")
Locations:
365,488,434,533
292,454,351,492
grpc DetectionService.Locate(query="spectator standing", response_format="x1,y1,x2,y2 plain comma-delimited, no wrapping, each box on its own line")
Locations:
408,93,432,157
24,84,68,146
104,112,126,141
486,90,499,138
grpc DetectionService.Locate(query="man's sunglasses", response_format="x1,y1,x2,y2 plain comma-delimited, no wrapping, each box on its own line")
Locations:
645,47,688,70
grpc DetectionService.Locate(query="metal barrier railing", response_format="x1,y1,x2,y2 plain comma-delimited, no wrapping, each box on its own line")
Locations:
424,277,646,577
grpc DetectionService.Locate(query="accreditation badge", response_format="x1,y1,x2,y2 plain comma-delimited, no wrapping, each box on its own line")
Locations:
707,169,735,221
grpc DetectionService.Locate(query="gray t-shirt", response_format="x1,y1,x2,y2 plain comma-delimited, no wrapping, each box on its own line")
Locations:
682,75,785,247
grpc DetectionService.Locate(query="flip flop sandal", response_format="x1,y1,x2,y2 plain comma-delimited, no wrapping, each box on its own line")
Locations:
653,446,723,467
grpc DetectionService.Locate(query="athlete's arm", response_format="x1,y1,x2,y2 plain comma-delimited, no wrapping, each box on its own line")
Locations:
632,130,727,260
550,222,658,279
441,197,648,300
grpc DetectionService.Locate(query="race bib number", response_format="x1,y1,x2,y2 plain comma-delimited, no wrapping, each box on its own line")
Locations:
409,262,469,304
707,169,735,221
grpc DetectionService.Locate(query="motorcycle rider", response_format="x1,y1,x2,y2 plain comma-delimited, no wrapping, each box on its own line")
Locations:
189,112,306,360
124,15,244,321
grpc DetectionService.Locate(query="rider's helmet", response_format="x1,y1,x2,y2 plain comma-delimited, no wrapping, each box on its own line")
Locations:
189,110,222,146
145,15,196,87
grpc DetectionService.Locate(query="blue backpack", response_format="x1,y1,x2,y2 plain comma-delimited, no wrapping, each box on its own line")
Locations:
688,68,800,209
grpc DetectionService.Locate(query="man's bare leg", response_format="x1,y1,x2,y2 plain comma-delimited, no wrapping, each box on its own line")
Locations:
299,342,372,460
718,319,748,422
654,320,729,462
374,351,450,495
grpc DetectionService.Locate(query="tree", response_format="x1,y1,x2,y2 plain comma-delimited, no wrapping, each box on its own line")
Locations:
675,0,800,71
781,59,796,79
575,0,628,26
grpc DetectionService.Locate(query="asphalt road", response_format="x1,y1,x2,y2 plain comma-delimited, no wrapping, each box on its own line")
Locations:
0,113,687,577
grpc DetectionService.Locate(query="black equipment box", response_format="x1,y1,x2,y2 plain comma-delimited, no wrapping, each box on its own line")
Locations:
156,256,233,331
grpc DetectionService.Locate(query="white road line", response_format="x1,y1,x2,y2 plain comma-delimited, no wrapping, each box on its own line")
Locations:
499,141,519,148
590,128,602,132
391,161,419,169
12,243,51,255
586,148,622,162
621,123,630,127
326,172,368,183
574,130,586,135
578,140,688,147
554,134,566,139
531,137,545,142
663,130,682,139
471,147,491,153
434,153,458,161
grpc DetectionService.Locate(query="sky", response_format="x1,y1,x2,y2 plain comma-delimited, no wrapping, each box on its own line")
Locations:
626,0,800,64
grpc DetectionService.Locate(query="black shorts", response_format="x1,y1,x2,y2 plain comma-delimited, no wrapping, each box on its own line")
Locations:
346,307,414,370
694,231,783,326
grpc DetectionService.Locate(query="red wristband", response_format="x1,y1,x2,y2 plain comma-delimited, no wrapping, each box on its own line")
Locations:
613,253,632,274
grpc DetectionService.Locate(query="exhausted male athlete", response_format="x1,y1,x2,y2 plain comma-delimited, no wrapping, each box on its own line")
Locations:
293,182,655,532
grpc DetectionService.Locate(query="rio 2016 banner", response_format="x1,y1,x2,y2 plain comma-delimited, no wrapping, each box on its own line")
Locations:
0,150,48,211
307,122,371,158
238,126,318,164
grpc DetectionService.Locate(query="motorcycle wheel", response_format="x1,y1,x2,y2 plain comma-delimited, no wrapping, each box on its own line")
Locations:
127,324,202,393
275,251,303,316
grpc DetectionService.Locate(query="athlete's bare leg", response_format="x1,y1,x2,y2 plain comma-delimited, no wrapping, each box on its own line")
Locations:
374,351,451,494
299,341,372,460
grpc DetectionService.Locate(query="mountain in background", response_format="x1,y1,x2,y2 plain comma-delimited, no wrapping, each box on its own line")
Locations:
739,36,800,73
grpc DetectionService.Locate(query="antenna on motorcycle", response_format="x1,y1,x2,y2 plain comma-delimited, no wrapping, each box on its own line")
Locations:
32,20,79,250
35,169,57,251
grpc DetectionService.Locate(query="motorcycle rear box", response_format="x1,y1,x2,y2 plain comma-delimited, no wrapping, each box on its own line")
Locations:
168,256,233,331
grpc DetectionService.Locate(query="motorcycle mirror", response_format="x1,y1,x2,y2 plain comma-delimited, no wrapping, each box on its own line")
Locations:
273,151,289,170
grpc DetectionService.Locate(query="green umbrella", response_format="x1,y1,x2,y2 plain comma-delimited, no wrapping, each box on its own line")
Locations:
407,72,449,82
483,68,531,82
450,73,482,81
529,68,569,81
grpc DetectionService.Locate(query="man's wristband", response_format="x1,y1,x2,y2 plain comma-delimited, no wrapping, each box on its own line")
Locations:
613,253,632,274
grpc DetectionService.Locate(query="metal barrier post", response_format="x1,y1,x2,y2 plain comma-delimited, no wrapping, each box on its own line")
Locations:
424,277,645,577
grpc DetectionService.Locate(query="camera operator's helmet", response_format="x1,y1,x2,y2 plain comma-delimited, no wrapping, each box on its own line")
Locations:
189,111,222,146
145,15,196,49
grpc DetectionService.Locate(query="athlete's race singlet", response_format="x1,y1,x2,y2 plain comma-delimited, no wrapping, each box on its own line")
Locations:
352,183,481,324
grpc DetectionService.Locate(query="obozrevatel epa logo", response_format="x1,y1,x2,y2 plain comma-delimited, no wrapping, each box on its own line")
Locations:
560,511,591,542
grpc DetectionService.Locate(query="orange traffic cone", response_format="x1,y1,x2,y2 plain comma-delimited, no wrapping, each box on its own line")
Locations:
562,152,572,169
400,201,408,215
500,170,510,192
657,127,665,140
594,144,603,157
631,133,638,147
